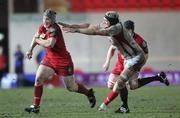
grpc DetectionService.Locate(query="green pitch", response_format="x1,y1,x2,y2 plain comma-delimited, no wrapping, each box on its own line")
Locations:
0,86,179,118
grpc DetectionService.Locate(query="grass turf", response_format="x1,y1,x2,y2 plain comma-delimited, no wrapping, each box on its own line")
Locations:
0,86,180,118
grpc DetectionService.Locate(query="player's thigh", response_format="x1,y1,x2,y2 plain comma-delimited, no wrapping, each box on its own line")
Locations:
128,72,139,89
120,68,135,82
112,68,132,91
107,73,119,89
35,65,55,84
112,60,124,75
124,54,145,72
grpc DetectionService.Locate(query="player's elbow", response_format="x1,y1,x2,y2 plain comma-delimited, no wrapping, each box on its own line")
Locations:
87,30,98,35
84,23,90,28
88,31,97,35
43,43,52,48
42,43,53,48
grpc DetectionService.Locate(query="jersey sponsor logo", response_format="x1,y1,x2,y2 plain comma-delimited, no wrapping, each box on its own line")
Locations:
39,33,46,39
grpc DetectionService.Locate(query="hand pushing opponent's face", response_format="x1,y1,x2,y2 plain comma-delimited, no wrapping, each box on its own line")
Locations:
102,17,111,28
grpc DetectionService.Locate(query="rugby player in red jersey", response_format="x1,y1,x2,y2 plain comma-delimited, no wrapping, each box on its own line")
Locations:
59,11,169,113
24,9,96,114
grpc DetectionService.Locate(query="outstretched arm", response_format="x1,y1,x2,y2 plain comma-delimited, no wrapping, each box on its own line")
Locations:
63,24,110,36
103,45,116,71
58,22,90,29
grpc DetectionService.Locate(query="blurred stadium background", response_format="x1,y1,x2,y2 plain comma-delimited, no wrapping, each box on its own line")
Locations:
1,0,180,88
0,0,180,118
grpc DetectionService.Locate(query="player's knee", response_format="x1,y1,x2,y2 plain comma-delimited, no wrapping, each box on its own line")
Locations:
129,85,136,90
107,81,114,89
118,80,126,89
107,84,113,89
35,76,44,86
129,80,138,90
117,75,127,89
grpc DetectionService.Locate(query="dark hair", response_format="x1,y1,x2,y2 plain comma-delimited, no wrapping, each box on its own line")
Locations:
105,11,119,25
124,20,134,31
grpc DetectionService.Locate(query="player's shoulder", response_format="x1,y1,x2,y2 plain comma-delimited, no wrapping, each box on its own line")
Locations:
135,33,145,42
39,24,45,29
38,24,45,33
53,23,62,31
134,32,148,46
110,23,121,29
48,24,60,37
106,23,122,36
135,33,143,40
48,27,56,33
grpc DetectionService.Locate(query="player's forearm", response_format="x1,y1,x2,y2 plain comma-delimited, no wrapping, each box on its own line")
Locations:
28,37,37,52
36,39,51,48
106,50,114,63
28,31,41,52
76,28,96,35
71,23,90,28
58,22,71,28
36,38,55,48
75,27,109,36
58,22,90,28
106,46,115,62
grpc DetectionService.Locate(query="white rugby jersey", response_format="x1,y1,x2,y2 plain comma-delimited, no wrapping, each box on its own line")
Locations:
102,22,144,59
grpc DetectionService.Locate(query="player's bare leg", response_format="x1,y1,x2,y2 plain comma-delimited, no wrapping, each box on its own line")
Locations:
128,72,169,90
119,86,128,111
25,65,55,114
113,68,134,113
114,71,170,113
99,74,119,111
63,75,96,108
127,55,169,90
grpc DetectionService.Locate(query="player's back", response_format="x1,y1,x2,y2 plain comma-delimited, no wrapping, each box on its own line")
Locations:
110,23,144,59
117,32,148,61
134,33,148,54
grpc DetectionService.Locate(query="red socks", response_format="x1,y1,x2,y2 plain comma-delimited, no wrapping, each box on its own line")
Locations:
104,90,118,106
33,83,90,106
33,85,43,107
